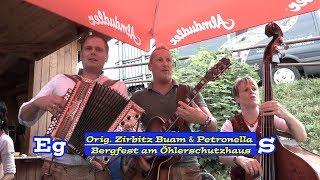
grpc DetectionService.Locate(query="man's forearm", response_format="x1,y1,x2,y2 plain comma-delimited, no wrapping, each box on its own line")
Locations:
199,106,217,132
20,102,40,122
1,173,15,180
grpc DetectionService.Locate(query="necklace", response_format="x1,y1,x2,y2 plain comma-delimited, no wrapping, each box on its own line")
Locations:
243,117,259,128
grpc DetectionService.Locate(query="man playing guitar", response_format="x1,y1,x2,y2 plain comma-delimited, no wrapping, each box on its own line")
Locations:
130,46,217,180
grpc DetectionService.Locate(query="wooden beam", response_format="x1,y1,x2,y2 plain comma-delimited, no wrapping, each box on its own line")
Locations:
34,27,88,61
0,43,52,52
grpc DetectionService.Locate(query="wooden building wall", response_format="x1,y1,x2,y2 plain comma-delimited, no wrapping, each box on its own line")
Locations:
25,41,79,155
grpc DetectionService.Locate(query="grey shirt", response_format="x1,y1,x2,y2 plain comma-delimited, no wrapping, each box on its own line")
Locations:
131,80,207,165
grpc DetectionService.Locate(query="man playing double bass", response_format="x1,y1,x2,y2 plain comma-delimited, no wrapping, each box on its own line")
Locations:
219,76,307,179
130,46,217,180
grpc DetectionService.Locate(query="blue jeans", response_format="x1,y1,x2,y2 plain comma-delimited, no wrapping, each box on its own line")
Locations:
108,157,122,180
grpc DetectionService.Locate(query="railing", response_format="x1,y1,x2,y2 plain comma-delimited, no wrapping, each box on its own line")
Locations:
230,36,320,52
104,36,320,85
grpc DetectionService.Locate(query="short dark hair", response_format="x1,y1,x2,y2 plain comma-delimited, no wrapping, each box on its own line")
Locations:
0,101,8,131
79,31,110,53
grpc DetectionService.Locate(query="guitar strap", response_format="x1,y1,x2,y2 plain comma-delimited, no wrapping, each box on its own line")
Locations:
176,84,192,131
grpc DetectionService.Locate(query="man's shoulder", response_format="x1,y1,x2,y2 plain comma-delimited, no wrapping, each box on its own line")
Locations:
182,84,193,91
53,74,81,84
176,83,193,91
131,88,148,99
39,74,74,84
132,88,148,95
53,74,69,79
56,74,77,80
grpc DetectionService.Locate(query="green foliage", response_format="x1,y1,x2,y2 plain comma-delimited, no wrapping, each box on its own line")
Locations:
173,49,259,179
272,78,320,154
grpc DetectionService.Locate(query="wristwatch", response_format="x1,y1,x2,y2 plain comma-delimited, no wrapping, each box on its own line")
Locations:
200,116,212,128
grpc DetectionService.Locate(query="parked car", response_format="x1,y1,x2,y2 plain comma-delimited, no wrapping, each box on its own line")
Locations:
241,10,320,84
178,10,320,84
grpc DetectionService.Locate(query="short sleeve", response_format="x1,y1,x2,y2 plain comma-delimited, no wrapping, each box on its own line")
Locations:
221,120,234,132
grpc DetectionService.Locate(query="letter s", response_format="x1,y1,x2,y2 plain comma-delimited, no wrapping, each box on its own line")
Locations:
258,137,275,154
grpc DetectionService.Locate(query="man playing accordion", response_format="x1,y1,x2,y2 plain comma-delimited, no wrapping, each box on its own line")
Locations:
18,32,128,180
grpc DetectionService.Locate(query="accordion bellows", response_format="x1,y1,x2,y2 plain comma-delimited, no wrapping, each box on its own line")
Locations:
46,81,144,169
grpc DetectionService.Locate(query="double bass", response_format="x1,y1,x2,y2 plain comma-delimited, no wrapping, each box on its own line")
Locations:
257,22,320,180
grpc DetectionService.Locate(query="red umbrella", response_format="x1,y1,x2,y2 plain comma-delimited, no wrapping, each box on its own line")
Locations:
25,0,319,51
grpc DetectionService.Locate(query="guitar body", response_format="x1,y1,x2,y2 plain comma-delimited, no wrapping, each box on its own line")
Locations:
144,156,182,180
146,116,173,132
143,116,182,180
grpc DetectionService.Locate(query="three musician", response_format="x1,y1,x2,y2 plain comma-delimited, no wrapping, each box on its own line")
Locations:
17,30,310,180
219,76,307,179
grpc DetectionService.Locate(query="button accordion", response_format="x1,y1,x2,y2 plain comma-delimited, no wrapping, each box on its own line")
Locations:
46,80,144,170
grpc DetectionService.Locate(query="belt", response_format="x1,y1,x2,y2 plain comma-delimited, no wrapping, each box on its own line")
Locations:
43,160,94,173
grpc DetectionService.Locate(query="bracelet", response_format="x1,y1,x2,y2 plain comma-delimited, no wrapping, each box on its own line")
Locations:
200,116,212,128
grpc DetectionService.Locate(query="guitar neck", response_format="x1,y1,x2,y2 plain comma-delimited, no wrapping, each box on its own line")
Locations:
167,58,231,125
167,77,209,123
185,77,208,105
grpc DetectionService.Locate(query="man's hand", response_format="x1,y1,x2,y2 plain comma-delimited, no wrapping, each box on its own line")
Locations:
176,101,207,124
236,156,262,177
33,95,66,116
